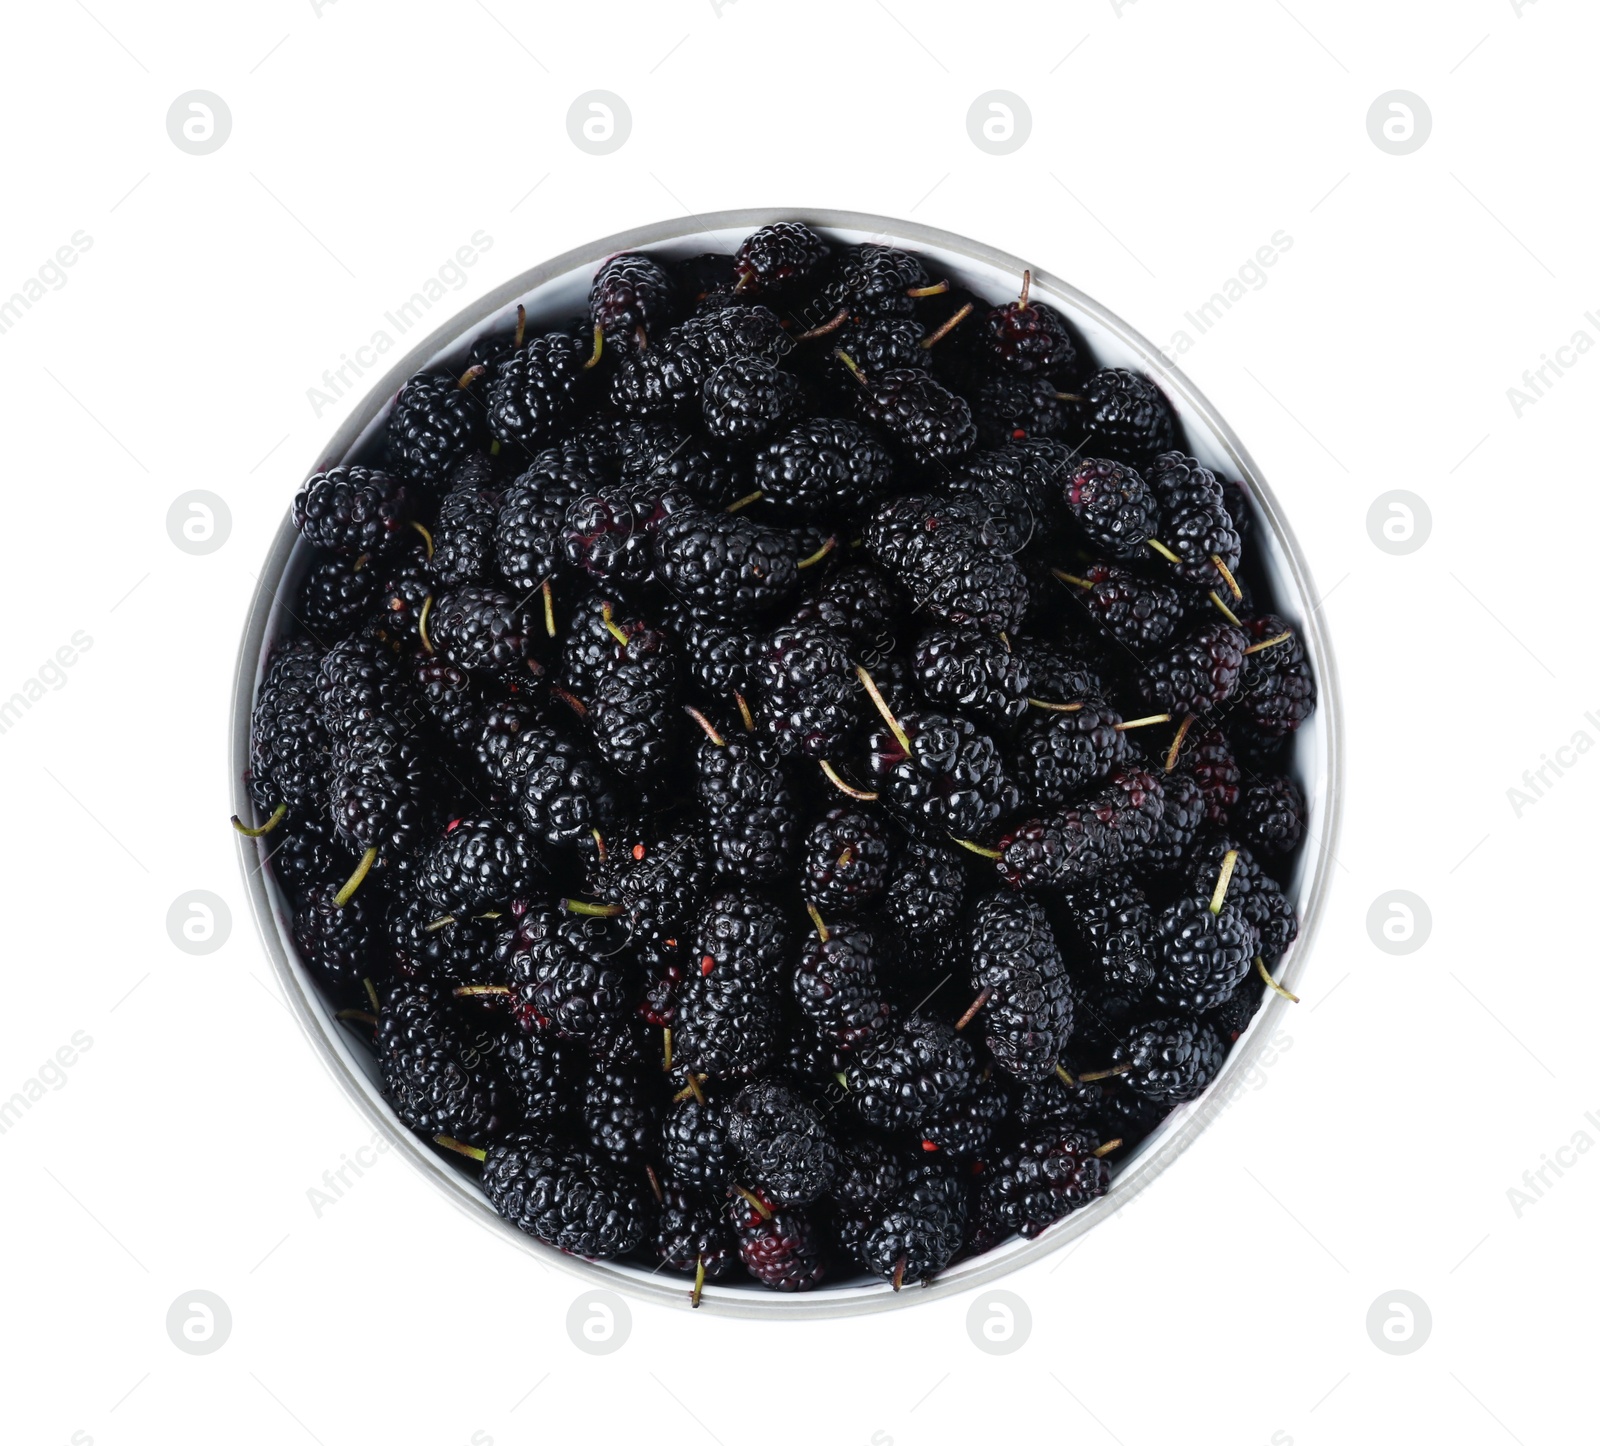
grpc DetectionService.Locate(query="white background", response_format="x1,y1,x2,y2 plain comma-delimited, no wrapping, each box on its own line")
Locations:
0,0,1593,1442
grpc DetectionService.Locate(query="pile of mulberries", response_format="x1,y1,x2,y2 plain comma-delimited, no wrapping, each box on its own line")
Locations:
243,221,1316,1301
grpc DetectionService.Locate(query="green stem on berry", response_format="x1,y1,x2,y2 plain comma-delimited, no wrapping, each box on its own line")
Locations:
1146,537,1182,565
417,594,436,654
684,706,726,747
892,1255,908,1291
1209,849,1239,914
335,1009,377,1027
1243,630,1294,656
423,913,457,933
954,987,991,1031
732,270,756,295
583,322,604,370
635,324,648,352
474,910,503,921
1028,698,1085,713
1092,1139,1123,1159
797,535,838,570
725,489,765,514
565,898,623,917
837,846,854,867
805,904,830,944
659,1028,673,1072
333,846,378,907
231,803,287,837
734,691,756,732
454,984,511,998
905,280,949,299
590,829,607,864
671,1073,708,1104
410,520,435,560
541,579,556,637
552,685,588,719
1211,554,1243,602
950,836,1003,860
833,349,869,386
733,1185,772,1219
1164,714,1195,773
364,977,381,1014
818,759,878,801
691,1255,707,1309
646,1163,664,1203
834,1071,850,1092
1015,270,1032,309
855,665,911,754
600,602,630,647
513,303,527,349
1054,1063,1077,1086
457,363,487,390
1209,591,1242,627
920,301,974,349
1115,713,1171,732
1055,392,1083,403
353,552,370,572
1257,955,1300,1003
434,1134,488,1163
1076,1064,1132,1083
1051,568,1092,590
796,306,850,341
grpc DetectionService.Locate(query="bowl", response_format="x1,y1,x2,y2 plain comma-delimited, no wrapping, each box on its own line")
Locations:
231,208,1343,1317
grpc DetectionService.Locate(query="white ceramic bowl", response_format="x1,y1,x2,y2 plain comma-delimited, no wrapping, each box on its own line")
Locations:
231,209,1343,1317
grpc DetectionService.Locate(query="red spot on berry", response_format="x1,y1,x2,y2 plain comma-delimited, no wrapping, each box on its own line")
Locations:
445,817,463,833
1011,428,1028,439
700,955,716,975
664,937,678,949
921,1140,939,1152
632,843,646,861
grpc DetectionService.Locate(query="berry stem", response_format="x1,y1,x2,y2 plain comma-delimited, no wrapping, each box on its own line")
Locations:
564,898,624,917
1054,1063,1077,1086
1211,554,1243,602
796,306,850,341
634,324,648,352
920,301,974,349
905,280,949,299
454,984,512,998
1028,697,1085,713
1164,714,1195,773
1146,537,1182,565
725,489,765,514
892,1256,908,1291
513,303,527,350
734,691,756,732
646,1163,664,1203
1243,630,1294,656
552,685,588,719
1114,713,1171,732
805,904,830,944
434,1134,488,1163
1076,1063,1132,1083
1092,1139,1123,1159
855,665,911,754
833,1071,850,1092
684,706,726,747
333,846,378,907
456,363,487,390
662,1029,673,1072
1257,955,1300,1003
819,759,879,801
423,913,457,933
583,322,604,370
600,602,630,648
231,802,287,837
950,836,1003,860
733,1186,772,1220
417,594,436,654
1208,849,1239,914
691,1255,707,1309
796,535,838,570
1051,568,1092,590
542,579,556,637
1015,269,1032,310
833,349,869,386
335,1009,377,1027
364,977,381,1014
954,987,991,1031
591,828,607,863
1054,391,1083,403
1209,590,1242,626
411,520,435,559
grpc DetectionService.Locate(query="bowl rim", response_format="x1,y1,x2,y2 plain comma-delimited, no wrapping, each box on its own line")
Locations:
230,206,1344,1318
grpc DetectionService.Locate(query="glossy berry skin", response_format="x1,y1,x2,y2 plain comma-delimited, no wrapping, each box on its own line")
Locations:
297,557,379,646
511,910,634,1040
971,374,1067,447
561,477,692,586
1236,617,1317,743
980,1129,1110,1238
385,370,487,484
582,1063,658,1169
486,331,592,448
588,252,676,345
327,716,431,858
660,1096,734,1192
799,807,892,913
416,817,544,914
592,827,714,971
757,621,860,759
1115,1017,1227,1104
1066,563,1184,651
1012,699,1127,808
673,973,782,1080
912,625,1030,725
920,1078,1009,1162
996,768,1166,891
480,1135,649,1258
1145,451,1243,588
506,725,617,851
1240,777,1308,855
977,292,1078,377
431,459,501,587
818,243,932,318
293,465,413,556
792,917,893,1051
701,357,803,443
856,369,977,466
868,711,1020,844
652,1183,741,1281
1149,894,1257,1013
292,880,380,998
1183,728,1242,825
1186,838,1299,965
1061,457,1160,558
753,417,894,515
695,737,799,883
733,221,831,297
861,1167,968,1285
376,980,508,1142
429,587,542,681
969,893,1075,1082
865,494,1030,635
729,1198,827,1291
727,1081,838,1207
653,509,800,621
884,841,967,957
691,889,790,987
494,456,595,591
500,1030,581,1130
1137,621,1249,718
845,1014,975,1133
1068,368,1177,467
250,640,331,813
